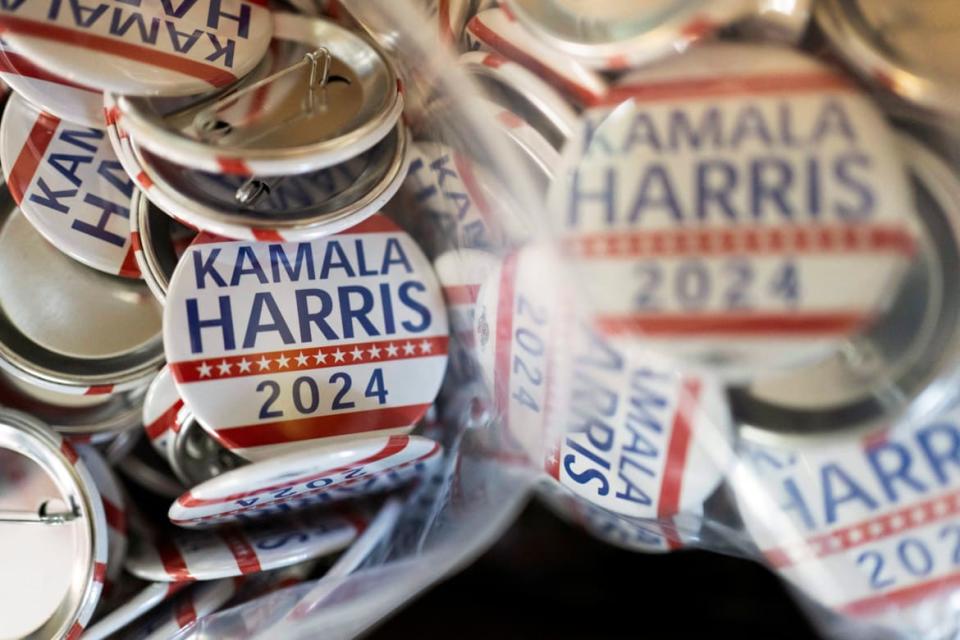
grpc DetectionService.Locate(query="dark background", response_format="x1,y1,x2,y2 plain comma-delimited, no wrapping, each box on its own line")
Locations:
372,501,824,639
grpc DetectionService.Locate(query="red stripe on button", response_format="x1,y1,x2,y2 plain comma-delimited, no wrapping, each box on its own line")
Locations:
216,156,252,176
251,228,284,242
84,385,115,396
179,435,411,507
136,171,153,189
443,285,481,305
93,561,108,583
119,242,141,278
167,581,192,598
215,403,431,449
130,230,142,253
65,622,84,640
102,498,126,535
59,441,78,464
174,594,198,629
0,47,98,91
657,379,701,522
146,398,184,441
595,312,869,337
344,214,401,234
157,540,193,582
220,528,262,575
0,15,238,88
7,111,59,205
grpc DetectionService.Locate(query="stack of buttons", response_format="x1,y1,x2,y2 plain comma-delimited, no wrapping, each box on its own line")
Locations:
0,2,453,637
447,0,960,637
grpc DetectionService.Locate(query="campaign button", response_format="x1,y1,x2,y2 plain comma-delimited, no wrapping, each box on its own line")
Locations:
548,43,922,382
501,0,755,71
0,411,110,640
730,133,960,434
474,244,734,519
0,92,139,278
0,38,103,127
465,7,609,107
127,510,361,582
168,434,441,528
402,142,529,257
0,0,272,97
123,579,237,640
459,50,579,146
0,197,163,395
113,11,401,176
78,445,128,599
162,215,449,461
81,581,192,640
143,365,185,458
733,398,960,636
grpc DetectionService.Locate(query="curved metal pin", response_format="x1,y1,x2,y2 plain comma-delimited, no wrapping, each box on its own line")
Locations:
0,497,80,525
195,48,333,145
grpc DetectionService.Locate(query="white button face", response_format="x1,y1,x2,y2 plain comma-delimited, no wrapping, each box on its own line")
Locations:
0,39,103,128
0,0,273,96
0,93,140,278
168,434,442,528
474,244,734,519
548,43,921,382
126,510,360,581
162,216,449,461
733,402,960,634
142,366,184,458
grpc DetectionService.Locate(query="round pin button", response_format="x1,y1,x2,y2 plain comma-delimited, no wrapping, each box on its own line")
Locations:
0,93,140,278
0,187,163,395
402,142,529,256
459,50,579,147
127,510,361,582
548,43,922,382
82,581,192,640
0,367,146,438
0,410,109,640
0,38,103,127
169,434,442,528
78,445,128,597
113,11,402,176
731,134,960,434
733,399,960,636
130,121,409,241
474,244,734,521
817,0,960,116
131,188,198,303
501,0,755,71
143,365,186,458
162,216,449,461
127,579,237,640
465,7,609,107
0,0,272,96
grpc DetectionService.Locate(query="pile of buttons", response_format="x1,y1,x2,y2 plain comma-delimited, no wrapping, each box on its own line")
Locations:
1,0,960,638
451,0,960,638
0,2,452,638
